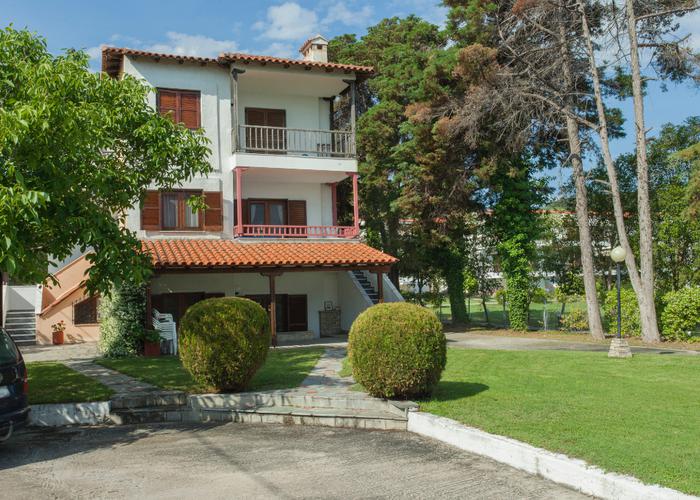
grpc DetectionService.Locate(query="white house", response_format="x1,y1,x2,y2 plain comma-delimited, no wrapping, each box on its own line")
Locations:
67,35,403,346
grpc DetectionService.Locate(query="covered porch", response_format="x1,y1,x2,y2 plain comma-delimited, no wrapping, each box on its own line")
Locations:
142,239,399,346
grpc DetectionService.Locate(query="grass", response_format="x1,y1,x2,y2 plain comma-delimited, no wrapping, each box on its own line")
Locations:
95,347,325,393
26,362,113,404
419,349,700,495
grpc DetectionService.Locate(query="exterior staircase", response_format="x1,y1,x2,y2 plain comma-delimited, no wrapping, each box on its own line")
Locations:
4,309,36,346
350,270,379,304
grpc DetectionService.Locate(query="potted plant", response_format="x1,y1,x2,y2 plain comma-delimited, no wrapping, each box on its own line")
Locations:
51,321,65,345
143,329,161,357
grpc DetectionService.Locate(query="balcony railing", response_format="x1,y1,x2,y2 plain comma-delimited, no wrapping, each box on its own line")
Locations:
238,125,355,158
237,224,358,239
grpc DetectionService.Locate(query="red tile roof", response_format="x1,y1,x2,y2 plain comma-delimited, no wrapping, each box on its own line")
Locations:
142,240,397,270
101,47,373,77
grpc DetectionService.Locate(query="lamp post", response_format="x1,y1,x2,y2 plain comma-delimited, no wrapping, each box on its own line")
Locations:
608,246,632,358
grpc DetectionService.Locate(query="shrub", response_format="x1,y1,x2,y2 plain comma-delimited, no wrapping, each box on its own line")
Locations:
560,309,589,332
348,302,446,399
603,287,641,337
98,282,145,357
661,287,700,341
178,297,270,391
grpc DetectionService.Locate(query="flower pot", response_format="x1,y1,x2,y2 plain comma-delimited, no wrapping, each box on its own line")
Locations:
144,340,161,357
52,330,64,345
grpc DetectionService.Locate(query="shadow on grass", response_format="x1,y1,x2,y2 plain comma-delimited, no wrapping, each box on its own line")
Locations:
421,381,489,403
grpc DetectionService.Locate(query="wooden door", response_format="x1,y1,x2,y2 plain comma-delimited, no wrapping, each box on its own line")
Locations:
244,108,286,152
287,295,308,331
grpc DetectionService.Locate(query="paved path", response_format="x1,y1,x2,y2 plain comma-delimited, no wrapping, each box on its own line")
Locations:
1,424,588,499
21,342,99,362
63,360,160,395
298,347,357,395
446,332,699,355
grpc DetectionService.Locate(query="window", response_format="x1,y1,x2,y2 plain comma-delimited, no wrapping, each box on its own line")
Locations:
161,191,202,230
74,296,99,325
247,200,287,226
157,89,201,129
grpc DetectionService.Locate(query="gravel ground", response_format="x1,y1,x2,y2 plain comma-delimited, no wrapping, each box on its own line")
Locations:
0,423,589,499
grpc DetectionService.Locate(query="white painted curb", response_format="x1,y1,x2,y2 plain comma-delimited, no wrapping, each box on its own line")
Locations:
29,402,112,427
408,412,695,500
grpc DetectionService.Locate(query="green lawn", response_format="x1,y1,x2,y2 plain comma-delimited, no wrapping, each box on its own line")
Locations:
26,362,113,404
96,347,325,393
419,349,700,495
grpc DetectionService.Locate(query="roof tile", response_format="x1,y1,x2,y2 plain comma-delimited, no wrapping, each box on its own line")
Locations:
142,240,397,269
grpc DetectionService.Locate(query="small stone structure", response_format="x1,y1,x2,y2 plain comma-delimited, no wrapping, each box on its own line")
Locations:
319,309,341,337
608,338,632,358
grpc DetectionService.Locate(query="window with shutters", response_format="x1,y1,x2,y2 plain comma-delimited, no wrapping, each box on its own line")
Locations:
142,190,222,232
74,296,99,325
157,89,201,129
161,191,203,230
246,199,288,225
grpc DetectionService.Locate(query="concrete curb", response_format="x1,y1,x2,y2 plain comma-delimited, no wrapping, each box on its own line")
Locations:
29,402,111,427
407,412,695,500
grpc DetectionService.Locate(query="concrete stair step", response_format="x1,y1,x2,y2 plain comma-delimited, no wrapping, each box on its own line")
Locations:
110,391,187,410
111,404,408,430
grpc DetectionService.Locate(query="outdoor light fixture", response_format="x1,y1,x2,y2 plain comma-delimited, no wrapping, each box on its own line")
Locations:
608,245,632,358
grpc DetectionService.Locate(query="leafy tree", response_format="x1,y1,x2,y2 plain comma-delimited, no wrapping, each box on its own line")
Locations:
0,27,211,293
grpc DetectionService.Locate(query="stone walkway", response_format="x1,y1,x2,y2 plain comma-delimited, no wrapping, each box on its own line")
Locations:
21,342,99,362
297,347,360,396
63,360,160,396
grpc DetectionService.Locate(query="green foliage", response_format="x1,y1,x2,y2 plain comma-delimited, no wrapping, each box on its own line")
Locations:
560,309,589,332
604,287,641,337
661,287,700,341
0,27,211,293
529,287,547,304
349,302,446,399
178,297,270,392
98,282,145,357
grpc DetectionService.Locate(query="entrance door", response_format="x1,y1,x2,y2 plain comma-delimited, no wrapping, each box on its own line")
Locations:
245,294,288,332
245,108,287,152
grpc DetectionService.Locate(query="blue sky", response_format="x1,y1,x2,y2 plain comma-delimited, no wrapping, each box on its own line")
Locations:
3,0,699,170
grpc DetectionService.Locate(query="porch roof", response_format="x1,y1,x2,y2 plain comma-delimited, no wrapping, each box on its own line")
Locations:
142,239,397,271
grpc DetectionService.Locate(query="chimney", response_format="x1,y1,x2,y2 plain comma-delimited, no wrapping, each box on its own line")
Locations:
299,34,328,63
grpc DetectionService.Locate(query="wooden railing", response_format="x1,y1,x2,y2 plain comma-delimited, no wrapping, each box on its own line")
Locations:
238,125,355,158
236,225,358,238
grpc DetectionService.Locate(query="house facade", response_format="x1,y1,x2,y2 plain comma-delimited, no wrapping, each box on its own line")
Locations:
27,35,401,346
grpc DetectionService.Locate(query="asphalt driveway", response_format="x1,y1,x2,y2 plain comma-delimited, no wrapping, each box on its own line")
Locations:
0,423,587,499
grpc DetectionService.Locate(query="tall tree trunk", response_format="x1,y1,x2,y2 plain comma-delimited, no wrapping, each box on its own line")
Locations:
557,20,605,339
623,0,661,342
577,2,656,340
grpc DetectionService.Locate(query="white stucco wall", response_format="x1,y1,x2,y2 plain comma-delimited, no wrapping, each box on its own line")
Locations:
151,271,346,336
337,271,371,331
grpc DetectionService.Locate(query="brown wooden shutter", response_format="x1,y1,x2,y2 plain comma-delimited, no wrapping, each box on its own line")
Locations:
287,295,308,331
203,191,223,231
157,90,178,123
242,199,250,225
287,200,306,226
141,191,161,230
180,92,200,129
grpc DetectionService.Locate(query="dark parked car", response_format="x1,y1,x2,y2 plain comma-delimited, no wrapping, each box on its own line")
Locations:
0,328,29,441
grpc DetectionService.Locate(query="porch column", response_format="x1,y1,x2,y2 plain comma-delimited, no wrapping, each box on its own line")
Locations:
351,173,359,235
376,271,384,303
235,167,243,236
261,271,283,347
329,182,338,226
144,281,153,330
230,67,245,153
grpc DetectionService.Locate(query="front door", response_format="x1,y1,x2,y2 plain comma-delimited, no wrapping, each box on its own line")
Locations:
244,294,308,332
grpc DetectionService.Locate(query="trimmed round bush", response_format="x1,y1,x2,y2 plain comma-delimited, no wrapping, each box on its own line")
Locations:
349,302,446,399
179,297,270,391
661,287,700,341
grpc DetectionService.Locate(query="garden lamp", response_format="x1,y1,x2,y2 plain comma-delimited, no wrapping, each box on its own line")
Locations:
608,246,632,358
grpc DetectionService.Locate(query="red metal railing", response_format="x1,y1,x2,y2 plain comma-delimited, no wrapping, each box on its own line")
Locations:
236,225,358,239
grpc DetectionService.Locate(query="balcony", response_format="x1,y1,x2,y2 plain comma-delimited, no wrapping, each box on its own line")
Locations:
237,225,358,238
237,125,355,158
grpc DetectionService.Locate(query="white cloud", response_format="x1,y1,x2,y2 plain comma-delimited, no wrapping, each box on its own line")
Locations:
322,2,373,28
254,2,319,41
389,0,447,27
261,42,297,59
144,32,239,56
679,10,700,51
